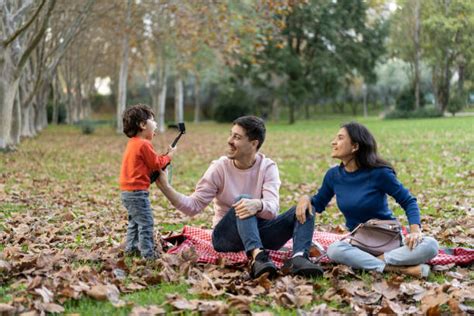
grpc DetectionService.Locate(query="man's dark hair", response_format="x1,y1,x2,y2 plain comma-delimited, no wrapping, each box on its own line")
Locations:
233,116,266,150
122,104,155,137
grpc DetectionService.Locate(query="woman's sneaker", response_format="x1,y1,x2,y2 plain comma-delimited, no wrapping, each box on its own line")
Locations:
250,250,277,279
281,254,324,277
384,264,430,278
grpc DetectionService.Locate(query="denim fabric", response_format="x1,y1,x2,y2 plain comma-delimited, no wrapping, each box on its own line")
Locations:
326,237,439,273
212,195,315,256
121,191,155,258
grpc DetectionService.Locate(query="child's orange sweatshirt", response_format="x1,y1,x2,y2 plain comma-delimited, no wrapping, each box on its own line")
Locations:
120,137,171,191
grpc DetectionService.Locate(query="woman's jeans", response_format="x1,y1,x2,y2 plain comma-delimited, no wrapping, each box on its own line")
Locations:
326,237,439,272
121,191,155,258
212,196,315,256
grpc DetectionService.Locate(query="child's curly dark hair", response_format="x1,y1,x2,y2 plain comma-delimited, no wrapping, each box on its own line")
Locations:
122,104,155,137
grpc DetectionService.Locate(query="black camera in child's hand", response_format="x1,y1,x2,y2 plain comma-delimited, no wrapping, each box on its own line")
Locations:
150,122,185,183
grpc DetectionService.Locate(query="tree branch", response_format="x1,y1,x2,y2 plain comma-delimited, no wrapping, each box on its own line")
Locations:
11,0,34,21
16,0,55,75
2,0,46,48
21,39,46,108
44,0,95,78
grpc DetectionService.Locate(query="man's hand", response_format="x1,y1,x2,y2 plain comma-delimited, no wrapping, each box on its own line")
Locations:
154,168,170,190
233,199,262,219
166,145,177,159
404,225,423,250
296,195,313,224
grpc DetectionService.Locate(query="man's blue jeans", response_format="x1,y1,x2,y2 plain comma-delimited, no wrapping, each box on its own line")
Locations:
326,237,439,272
212,196,315,256
121,191,155,258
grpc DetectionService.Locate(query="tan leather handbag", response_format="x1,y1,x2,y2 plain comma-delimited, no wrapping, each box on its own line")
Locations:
346,219,403,256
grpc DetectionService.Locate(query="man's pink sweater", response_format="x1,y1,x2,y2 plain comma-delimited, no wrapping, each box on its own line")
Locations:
172,153,281,227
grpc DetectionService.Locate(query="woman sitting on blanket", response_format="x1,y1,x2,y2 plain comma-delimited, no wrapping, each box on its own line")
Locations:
296,122,439,278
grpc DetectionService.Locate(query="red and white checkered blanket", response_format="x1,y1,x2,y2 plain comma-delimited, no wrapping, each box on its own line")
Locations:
165,226,474,268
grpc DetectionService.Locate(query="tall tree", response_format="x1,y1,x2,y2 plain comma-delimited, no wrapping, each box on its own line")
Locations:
390,0,423,109
244,0,387,123
0,0,95,150
0,0,56,150
413,0,421,109
116,0,132,133
421,0,474,111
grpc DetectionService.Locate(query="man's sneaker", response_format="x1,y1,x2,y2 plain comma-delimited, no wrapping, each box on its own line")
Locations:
250,250,277,279
281,254,324,277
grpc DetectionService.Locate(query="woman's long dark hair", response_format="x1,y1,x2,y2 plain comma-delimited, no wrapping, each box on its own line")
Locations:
342,122,394,171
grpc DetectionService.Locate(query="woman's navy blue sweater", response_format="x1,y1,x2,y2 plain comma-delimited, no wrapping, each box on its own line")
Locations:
311,165,420,231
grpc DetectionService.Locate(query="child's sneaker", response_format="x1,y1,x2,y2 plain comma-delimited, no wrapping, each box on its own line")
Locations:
124,248,140,257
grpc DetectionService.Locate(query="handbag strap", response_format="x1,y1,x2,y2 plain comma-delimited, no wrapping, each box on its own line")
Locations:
312,227,357,262
346,230,401,249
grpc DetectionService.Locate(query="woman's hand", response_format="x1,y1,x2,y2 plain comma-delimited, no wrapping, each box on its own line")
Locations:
296,195,313,224
404,225,423,250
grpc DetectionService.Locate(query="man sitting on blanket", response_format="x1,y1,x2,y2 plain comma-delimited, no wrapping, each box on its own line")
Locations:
154,115,323,278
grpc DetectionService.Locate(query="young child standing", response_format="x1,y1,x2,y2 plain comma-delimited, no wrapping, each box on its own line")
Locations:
119,104,175,259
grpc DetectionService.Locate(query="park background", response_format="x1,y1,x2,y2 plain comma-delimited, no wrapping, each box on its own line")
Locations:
1,0,473,315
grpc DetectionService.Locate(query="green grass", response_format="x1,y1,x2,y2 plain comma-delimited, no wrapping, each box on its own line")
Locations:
0,286,13,303
0,203,28,232
0,203,27,217
64,283,192,315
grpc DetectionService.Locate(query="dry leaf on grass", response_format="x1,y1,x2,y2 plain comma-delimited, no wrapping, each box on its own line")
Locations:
227,295,251,314
43,303,65,313
420,285,450,314
129,305,166,316
0,259,11,272
373,279,399,300
0,303,16,313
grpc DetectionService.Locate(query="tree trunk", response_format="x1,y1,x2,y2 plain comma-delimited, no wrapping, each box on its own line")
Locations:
434,50,451,112
271,98,280,122
0,77,20,149
458,62,465,95
441,57,450,113
363,86,368,117
414,0,421,109
304,102,310,120
34,103,41,134
174,75,184,123
157,67,168,133
350,102,358,116
33,84,49,132
116,0,132,133
83,81,94,119
11,91,21,145
52,75,59,124
75,78,82,122
65,76,73,124
29,105,37,136
21,104,33,137
193,74,201,123
288,101,295,124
